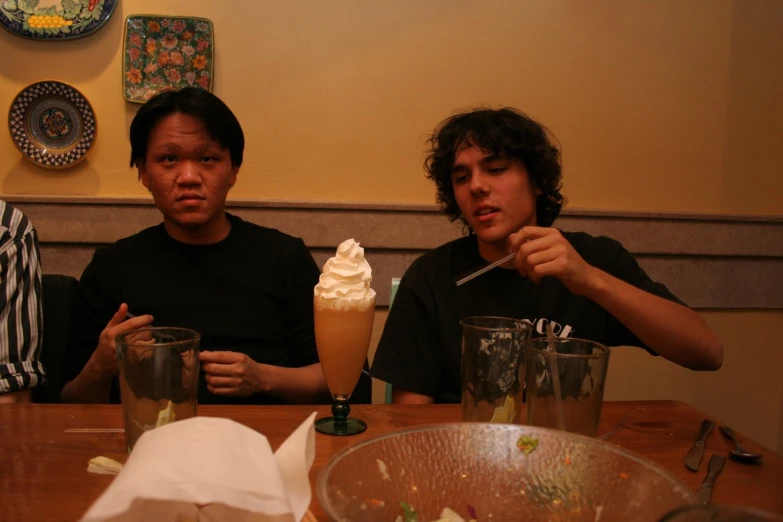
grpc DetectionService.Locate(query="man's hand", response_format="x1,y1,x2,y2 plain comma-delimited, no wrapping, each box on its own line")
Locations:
88,303,154,379
200,351,265,397
508,227,723,371
508,226,600,296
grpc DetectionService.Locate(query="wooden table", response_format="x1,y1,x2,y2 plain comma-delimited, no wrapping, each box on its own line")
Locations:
1,400,781,521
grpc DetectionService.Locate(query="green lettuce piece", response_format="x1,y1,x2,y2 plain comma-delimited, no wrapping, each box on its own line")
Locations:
400,501,418,522
517,435,539,455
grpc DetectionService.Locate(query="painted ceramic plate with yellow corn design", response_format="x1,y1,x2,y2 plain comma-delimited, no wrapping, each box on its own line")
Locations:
0,0,117,40
122,15,214,104
8,80,97,169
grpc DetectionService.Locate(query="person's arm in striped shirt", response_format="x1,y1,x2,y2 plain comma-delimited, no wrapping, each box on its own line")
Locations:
0,201,46,403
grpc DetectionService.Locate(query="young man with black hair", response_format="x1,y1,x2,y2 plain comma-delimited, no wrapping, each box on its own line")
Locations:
61,88,348,405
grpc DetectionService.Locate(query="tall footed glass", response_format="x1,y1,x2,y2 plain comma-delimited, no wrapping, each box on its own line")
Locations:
314,294,375,436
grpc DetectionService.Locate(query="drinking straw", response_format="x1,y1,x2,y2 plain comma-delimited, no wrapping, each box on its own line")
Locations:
456,253,516,286
546,322,567,431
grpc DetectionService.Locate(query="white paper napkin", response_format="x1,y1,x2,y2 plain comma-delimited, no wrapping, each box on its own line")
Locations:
81,412,317,522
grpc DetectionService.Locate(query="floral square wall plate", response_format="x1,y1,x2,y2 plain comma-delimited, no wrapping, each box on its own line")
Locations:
0,0,117,40
8,81,97,169
123,15,214,104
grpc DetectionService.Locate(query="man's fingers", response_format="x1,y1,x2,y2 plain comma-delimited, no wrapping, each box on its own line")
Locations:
125,337,156,347
508,226,556,251
525,247,561,269
201,362,238,376
207,385,238,396
528,259,562,283
106,304,130,328
518,235,560,257
205,376,239,387
515,236,557,275
123,329,155,344
199,351,241,364
112,314,155,336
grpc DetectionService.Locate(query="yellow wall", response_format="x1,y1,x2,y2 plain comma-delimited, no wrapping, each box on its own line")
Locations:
2,0,782,214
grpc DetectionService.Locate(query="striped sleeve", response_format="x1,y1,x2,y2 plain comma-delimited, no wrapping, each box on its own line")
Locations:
0,201,46,394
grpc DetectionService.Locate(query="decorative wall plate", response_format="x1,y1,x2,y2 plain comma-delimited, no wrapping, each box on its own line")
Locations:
122,15,214,104
8,80,97,169
0,0,118,41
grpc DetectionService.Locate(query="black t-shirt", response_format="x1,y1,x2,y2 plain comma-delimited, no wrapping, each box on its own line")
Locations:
65,213,322,405
370,231,684,404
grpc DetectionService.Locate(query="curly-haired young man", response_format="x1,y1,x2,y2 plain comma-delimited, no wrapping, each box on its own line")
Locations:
371,108,723,404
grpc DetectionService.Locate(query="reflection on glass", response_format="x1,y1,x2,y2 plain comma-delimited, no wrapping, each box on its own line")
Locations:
460,316,531,423
525,337,610,437
116,327,200,452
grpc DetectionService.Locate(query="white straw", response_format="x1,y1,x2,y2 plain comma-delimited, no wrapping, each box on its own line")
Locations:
546,322,567,431
456,253,516,286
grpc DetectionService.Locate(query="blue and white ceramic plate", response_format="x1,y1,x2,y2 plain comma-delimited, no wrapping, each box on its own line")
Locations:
0,0,118,41
8,81,97,169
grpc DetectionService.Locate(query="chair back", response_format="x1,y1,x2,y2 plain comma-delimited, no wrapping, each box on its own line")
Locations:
383,278,402,404
33,274,78,403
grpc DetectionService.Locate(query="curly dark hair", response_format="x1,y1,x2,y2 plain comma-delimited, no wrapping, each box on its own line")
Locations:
424,107,565,227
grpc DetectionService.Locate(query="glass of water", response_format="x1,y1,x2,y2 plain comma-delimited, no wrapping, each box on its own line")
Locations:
525,337,610,437
116,327,200,453
460,316,531,424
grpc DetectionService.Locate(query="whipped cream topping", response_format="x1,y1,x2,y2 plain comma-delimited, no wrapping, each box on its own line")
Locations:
314,239,376,304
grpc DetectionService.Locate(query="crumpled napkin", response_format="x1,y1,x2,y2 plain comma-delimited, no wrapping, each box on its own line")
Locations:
81,412,317,522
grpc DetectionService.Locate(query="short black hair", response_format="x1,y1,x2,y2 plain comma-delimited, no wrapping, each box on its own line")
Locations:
424,107,565,227
129,87,244,169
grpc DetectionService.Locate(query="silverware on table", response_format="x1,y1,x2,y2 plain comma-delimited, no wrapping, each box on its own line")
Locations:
719,425,764,464
696,454,727,504
685,419,715,471
598,414,631,441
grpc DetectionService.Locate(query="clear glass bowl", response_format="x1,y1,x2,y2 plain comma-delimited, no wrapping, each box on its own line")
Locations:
659,504,783,521
317,423,695,521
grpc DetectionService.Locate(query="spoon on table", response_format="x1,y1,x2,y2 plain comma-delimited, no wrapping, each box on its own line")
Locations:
719,425,763,463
